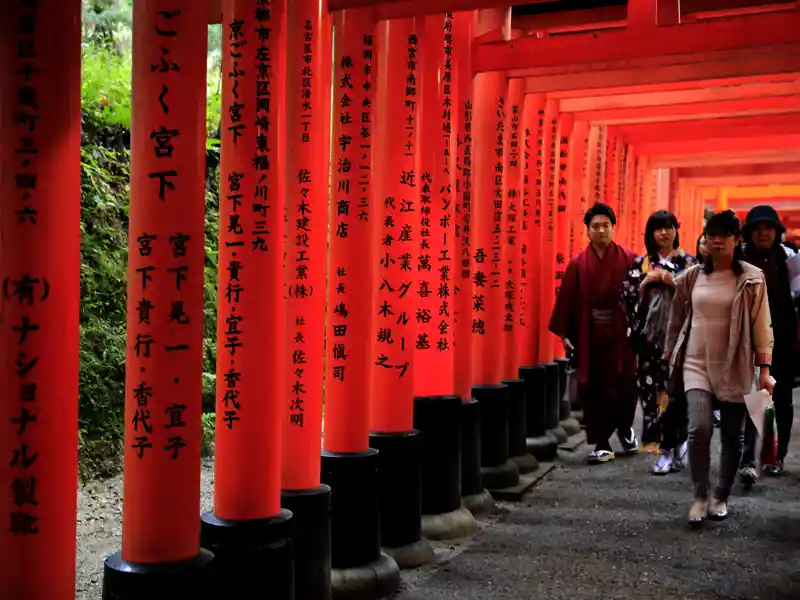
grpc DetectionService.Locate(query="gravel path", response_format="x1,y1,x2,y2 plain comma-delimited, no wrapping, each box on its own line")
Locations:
76,403,800,600
395,406,800,600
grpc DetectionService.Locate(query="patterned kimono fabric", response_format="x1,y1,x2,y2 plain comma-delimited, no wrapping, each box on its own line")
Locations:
622,250,696,448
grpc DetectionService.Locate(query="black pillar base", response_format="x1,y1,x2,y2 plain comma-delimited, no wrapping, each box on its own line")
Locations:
519,365,559,462
282,485,332,600
526,433,559,462
519,365,547,438
502,378,539,475
321,449,400,599
199,509,293,600
462,488,496,515
102,550,214,600
414,395,477,540
460,399,494,515
330,553,401,600
369,430,434,569
472,384,520,490
542,362,568,443
481,459,520,490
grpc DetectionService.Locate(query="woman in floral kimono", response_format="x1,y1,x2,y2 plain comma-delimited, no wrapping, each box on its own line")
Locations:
622,210,697,474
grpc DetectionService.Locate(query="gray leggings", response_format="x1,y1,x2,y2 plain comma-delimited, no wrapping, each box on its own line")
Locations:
687,390,747,501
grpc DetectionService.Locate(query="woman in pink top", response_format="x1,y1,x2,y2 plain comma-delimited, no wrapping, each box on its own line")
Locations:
664,211,774,528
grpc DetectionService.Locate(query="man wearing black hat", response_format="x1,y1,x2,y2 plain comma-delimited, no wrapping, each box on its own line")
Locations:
739,205,798,484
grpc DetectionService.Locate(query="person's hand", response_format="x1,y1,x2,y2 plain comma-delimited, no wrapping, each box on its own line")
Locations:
561,337,574,353
759,368,775,395
661,272,675,286
639,270,663,295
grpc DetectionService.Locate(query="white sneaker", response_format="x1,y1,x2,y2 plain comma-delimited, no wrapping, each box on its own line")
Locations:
587,449,615,464
651,450,674,475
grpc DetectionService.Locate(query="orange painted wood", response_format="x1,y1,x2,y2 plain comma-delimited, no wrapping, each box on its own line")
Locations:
573,96,800,126
558,81,800,111
0,0,81,596
640,134,800,156
612,114,800,144
452,10,475,400
474,10,800,72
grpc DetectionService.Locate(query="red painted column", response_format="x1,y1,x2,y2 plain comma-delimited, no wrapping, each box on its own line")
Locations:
553,113,573,357
517,94,545,367
616,144,629,248
623,147,636,249
120,0,208,566
605,135,620,218
501,79,525,380
370,18,418,433
281,0,332,595
282,0,329,491
211,0,285,523
471,67,507,384
324,9,374,454
537,98,558,363
0,1,81,598
201,3,293,592
568,121,589,260
414,13,455,396
635,157,649,253
588,125,603,207
452,11,474,400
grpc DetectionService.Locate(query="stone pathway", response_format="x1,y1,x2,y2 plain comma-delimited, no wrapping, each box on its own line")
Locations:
394,404,800,600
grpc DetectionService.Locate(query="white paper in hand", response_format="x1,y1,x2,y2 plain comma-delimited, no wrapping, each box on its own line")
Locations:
744,389,772,438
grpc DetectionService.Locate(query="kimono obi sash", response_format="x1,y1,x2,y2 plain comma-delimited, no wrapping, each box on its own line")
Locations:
590,308,615,324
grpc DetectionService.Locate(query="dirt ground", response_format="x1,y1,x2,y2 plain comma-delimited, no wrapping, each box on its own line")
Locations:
75,405,800,600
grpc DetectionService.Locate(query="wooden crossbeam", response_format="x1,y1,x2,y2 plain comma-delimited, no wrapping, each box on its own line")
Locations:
641,134,800,158
651,150,800,168
683,174,800,187
677,162,800,179
613,114,800,144
558,80,800,112
571,96,800,125
522,46,800,94
474,9,800,72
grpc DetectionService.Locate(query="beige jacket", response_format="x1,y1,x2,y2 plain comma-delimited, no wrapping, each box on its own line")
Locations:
663,262,774,401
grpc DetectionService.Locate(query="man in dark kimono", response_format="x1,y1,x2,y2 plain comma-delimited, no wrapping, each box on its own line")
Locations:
549,203,638,464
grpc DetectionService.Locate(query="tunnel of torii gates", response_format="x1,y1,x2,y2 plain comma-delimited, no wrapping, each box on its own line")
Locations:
2,0,800,598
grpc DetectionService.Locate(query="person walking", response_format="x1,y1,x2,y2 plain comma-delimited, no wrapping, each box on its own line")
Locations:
695,232,722,429
550,203,638,465
738,206,797,484
621,210,696,474
663,210,774,527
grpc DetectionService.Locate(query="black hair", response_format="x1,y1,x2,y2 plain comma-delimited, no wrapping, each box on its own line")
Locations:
695,232,706,266
703,210,744,276
583,202,616,228
643,210,680,258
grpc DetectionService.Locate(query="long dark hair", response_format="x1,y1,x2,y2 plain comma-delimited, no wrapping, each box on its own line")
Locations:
695,232,706,266
703,210,744,276
644,210,680,259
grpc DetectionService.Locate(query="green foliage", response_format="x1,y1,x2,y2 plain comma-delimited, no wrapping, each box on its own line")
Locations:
76,6,223,480
80,9,223,136
78,133,221,480
201,412,217,458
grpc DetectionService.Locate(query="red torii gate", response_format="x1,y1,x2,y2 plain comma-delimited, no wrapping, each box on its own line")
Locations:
2,0,799,599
